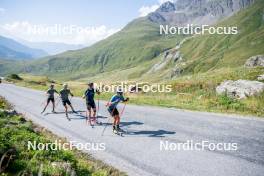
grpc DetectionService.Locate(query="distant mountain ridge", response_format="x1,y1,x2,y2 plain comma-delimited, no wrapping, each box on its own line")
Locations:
0,45,31,59
18,39,85,55
0,35,48,60
148,0,255,25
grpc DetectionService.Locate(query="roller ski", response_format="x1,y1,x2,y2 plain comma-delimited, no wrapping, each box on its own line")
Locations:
72,110,78,114
96,120,103,125
94,117,102,125
90,117,102,127
113,129,123,136
113,125,123,136
117,127,126,134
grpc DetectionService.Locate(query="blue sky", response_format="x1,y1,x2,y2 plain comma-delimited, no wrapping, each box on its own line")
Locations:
0,0,169,44
0,0,159,28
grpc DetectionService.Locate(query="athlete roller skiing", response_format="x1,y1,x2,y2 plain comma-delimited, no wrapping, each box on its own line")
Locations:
41,84,59,114
59,83,77,120
83,82,100,125
106,89,129,134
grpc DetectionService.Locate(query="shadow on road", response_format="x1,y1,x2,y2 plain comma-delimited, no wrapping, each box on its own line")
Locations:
100,120,174,137
42,112,175,137
73,114,109,119
44,111,66,116
120,121,144,127
97,115,108,119
126,129,175,137
44,110,85,116
100,121,144,127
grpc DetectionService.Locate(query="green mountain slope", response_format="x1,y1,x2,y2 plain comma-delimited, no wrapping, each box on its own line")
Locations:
5,0,263,82
178,0,264,74
27,18,182,80
0,59,24,76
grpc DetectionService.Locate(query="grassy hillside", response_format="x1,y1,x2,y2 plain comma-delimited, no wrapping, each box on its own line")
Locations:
179,0,264,74
0,96,125,175
0,59,24,76
26,18,182,80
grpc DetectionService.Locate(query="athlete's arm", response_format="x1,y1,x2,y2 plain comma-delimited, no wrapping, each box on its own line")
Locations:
69,90,74,97
96,89,100,95
83,90,87,99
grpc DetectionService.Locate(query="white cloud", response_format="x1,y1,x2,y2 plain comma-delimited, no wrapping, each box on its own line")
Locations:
138,0,174,17
138,5,159,17
0,21,120,45
0,8,6,14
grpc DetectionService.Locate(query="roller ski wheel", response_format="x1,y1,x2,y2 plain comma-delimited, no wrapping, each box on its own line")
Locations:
113,129,123,136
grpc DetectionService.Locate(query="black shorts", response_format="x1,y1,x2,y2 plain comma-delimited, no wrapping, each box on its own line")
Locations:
47,97,55,103
86,101,96,110
62,99,71,106
108,107,119,116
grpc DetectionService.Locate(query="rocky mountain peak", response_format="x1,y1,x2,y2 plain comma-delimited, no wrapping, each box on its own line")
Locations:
148,0,255,25
157,1,176,12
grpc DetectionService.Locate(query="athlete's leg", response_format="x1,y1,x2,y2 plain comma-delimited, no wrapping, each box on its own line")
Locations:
116,115,121,131
92,107,97,122
65,105,68,117
68,100,76,112
42,99,50,113
51,99,55,112
87,107,92,124
116,115,120,124
113,115,118,130
92,108,96,118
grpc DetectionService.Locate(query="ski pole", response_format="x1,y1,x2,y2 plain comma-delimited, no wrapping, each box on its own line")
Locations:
40,99,46,107
120,102,127,117
96,87,101,118
97,98,100,115
40,94,47,106
54,96,59,107
55,96,61,107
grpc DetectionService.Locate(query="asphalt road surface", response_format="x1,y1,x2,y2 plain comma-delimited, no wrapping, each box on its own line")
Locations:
0,83,264,176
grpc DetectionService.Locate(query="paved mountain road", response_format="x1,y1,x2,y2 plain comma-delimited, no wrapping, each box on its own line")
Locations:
0,83,264,176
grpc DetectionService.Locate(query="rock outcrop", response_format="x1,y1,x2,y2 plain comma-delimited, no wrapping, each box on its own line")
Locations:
170,66,183,78
147,47,183,73
257,74,264,81
244,55,264,67
216,80,264,99
0,109,18,116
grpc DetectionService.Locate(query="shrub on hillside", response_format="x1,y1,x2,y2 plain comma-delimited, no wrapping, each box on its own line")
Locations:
7,74,23,80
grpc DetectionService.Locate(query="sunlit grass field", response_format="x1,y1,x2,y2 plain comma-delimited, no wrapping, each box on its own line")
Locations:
6,65,264,117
